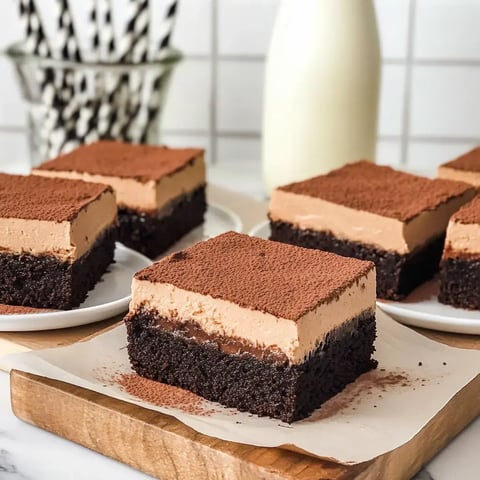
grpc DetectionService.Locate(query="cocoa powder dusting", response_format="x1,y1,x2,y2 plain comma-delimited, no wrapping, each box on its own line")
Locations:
36,141,204,183
450,195,480,224
136,232,374,321
0,173,111,221
279,160,473,222
116,373,217,416
307,370,413,422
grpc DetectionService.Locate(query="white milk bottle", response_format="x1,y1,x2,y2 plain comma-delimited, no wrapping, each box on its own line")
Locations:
262,0,381,192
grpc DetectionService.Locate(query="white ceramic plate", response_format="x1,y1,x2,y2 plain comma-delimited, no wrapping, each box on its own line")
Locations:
377,281,480,335
161,203,243,257
249,220,270,239
0,204,242,332
250,221,480,335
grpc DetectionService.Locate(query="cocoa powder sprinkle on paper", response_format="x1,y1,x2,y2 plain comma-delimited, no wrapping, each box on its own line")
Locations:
116,373,217,416
308,370,412,421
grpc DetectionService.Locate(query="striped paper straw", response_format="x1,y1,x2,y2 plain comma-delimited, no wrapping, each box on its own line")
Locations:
91,0,117,138
22,0,51,57
89,0,100,61
157,0,178,54
139,0,179,143
97,0,116,61
57,0,82,62
18,0,65,159
48,0,87,154
120,0,149,63
104,0,149,139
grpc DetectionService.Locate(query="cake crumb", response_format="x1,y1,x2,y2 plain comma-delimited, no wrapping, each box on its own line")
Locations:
170,250,187,261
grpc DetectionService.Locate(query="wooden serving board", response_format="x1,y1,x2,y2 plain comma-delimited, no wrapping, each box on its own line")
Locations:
9,327,480,480
0,186,266,361
10,364,480,480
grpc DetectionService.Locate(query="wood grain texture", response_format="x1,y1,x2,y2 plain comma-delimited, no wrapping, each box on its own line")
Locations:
10,369,480,480
416,327,480,350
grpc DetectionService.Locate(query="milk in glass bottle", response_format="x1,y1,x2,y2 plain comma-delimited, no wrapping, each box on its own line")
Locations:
262,0,381,192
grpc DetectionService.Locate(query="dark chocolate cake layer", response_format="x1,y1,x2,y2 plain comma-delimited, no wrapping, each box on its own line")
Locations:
125,309,377,423
270,220,444,301
118,186,206,259
439,257,480,309
0,226,116,310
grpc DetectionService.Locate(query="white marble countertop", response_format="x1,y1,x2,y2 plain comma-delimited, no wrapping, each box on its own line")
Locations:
0,161,479,479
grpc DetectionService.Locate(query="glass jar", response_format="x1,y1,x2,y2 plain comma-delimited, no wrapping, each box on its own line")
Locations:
5,43,182,166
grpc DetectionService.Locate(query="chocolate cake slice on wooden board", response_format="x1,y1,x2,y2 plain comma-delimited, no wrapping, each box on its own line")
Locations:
268,161,475,300
0,174,117,310
439,196,480,309
33,140,207,258
125,231,377,423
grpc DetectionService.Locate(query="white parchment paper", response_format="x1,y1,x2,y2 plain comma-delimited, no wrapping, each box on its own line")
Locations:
2,310,479,464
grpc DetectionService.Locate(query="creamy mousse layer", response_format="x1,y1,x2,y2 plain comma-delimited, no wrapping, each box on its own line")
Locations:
438,166,480,188
444,222,480,257
270,188,473,254
443,196,480,258
130,268,376,365
0,190,117,261
33,154,206,212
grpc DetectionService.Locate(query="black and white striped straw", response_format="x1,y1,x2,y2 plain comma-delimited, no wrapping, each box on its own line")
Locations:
97,0,116,61
18,0,67,158
89,0,100,62
121,0,149,64
125,0,179,142
140,0,179,142
57,0,82,62
21,0,51,58
157,0,178,54
104,0,149,139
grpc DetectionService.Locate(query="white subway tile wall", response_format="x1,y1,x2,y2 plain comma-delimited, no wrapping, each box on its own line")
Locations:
0,0,479,174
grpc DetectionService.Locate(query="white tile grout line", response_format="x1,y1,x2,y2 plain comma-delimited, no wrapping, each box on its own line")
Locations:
400,0,417,166
184,54,480,68
1,126,479,146
209,0,219,165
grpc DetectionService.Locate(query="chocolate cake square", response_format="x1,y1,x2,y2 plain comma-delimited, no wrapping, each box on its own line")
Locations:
439,196,480,309
269,161,475,300
125,231,377,423
33,141,206,258
0,174,117,310
438,146,480,188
